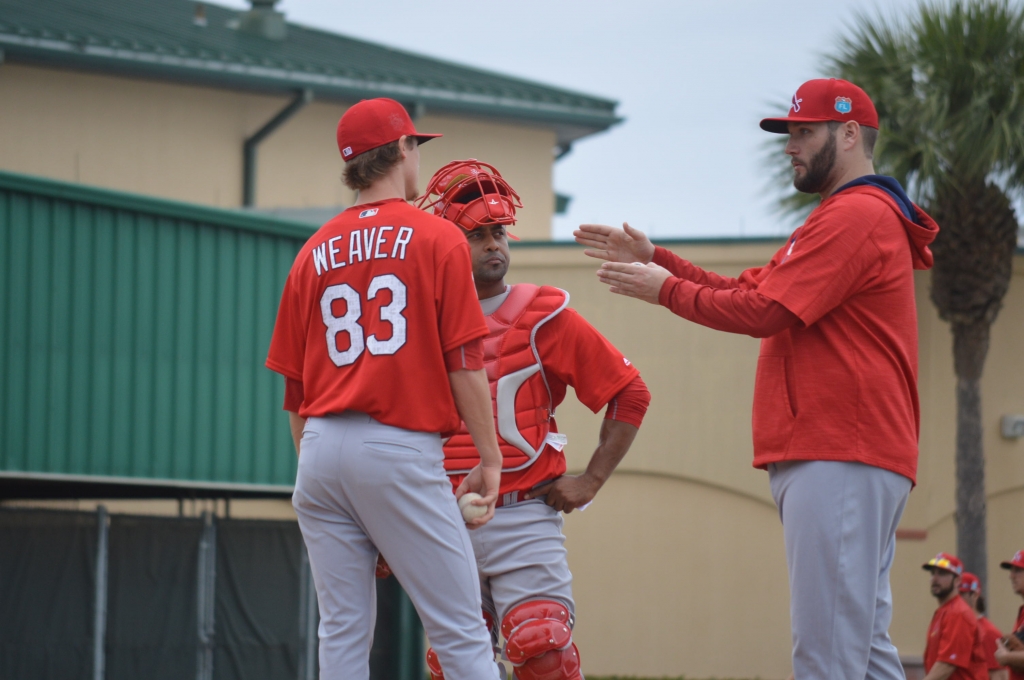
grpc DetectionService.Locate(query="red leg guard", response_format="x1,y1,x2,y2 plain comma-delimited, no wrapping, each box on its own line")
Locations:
501,600,571,640
512,643,581,680
502,600,580,680
425,647,444,680
374,553,392,579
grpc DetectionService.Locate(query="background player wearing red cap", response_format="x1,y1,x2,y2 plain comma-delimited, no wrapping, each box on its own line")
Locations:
416,159,651,680
960,572,1008,680
922,553,985,680
267,99,503,680
995,551,1024,678
576,78,940,679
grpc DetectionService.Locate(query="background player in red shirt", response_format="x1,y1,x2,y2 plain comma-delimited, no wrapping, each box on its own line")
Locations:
961,572,1008,680
995,551,1024,678
576,78,939,680
267,100,504,680
415,160,651,680
922,554,984,680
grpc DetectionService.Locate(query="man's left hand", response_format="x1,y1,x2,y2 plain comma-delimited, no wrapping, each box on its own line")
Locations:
596,262,672,304
524,473,602,513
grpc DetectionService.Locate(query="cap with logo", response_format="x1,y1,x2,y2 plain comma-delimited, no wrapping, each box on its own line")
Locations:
923,552,964,575
959,572,980,593
1001,550,1024,569
760,78,879,134
336,98,441,161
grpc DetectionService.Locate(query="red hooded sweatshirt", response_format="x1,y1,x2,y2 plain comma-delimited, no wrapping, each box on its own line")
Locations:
656,177,939,483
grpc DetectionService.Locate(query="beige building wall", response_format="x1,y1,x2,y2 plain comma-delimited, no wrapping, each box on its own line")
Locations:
0,63,556,239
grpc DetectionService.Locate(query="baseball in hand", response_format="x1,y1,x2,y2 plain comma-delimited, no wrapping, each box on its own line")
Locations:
458,492,487,521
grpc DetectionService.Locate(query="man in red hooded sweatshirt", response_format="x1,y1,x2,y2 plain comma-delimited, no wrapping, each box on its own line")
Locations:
576,79,940,680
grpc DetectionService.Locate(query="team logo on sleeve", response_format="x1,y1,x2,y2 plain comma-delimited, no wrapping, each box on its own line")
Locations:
359,208,379,219
623,357,631,366
835,96,853,114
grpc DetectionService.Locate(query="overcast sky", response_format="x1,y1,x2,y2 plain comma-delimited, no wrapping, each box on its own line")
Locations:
217,0,921,239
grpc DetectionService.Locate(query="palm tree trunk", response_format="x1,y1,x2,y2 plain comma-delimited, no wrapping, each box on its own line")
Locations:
952,320,989,593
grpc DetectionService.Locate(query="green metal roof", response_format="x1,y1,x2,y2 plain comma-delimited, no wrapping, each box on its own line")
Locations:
0,0,621,149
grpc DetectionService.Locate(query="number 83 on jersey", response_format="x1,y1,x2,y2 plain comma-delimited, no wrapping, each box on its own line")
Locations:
320,273,408,367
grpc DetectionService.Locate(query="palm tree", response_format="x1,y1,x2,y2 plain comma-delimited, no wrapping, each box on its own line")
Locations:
772,0,1024,592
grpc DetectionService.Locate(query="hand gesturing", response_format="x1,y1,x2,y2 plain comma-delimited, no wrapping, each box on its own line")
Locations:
573,222,655,264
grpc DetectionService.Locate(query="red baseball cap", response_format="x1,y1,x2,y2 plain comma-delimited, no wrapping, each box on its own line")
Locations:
760,78,879,134
1001,550,1024,569
336,98,441,161
959,572,981,593
923,552,964,575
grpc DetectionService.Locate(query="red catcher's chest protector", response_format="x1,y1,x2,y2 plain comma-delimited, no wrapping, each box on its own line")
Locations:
442,284,569,474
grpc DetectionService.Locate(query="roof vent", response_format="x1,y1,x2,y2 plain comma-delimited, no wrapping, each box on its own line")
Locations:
238,0,287,41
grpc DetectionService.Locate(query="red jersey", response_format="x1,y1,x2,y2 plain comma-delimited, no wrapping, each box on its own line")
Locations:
925,596,984,680
266,198,488,433
977,616,1004,672
740,186,937,483
448,301,638,497
1011,605,1024,680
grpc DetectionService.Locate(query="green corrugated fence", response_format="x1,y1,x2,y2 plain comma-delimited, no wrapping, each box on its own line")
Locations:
0,170,315,493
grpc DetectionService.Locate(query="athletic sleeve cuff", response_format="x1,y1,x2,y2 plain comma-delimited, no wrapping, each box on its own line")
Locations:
658,276,679,307
444,337,484,372
603,374,651,427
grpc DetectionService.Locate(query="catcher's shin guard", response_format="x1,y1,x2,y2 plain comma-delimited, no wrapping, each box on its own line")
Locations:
501,600,581,680
425,647,444,680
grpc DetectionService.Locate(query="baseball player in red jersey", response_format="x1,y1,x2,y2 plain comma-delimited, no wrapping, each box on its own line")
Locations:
412,160,652,680
960,572,1008,680
266,100,504,680
995,551,1024,678
922,553,985,680
578,79,940,680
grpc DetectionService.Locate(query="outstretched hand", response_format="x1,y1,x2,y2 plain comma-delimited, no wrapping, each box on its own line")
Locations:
596,261,672,304
574,222,655,264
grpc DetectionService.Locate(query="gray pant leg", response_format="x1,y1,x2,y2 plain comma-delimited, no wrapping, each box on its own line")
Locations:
769,460,910,680
293,417,377,679
471,501,575,624
866,534,905,680
293,414,499,680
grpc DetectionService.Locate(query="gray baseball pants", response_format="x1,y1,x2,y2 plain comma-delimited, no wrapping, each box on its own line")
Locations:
469,499,576,626
769,460,911,680
292,411,499,680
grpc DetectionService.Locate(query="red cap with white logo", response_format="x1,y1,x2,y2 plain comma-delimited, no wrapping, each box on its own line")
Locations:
336,98,441,161
959,572,980,593
760,78,879,134
1001,550,1024,569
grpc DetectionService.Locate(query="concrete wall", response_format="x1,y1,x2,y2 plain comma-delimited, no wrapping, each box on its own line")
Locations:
0,64,556,239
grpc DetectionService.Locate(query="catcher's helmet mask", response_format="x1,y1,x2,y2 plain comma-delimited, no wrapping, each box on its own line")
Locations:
418,159,523,239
